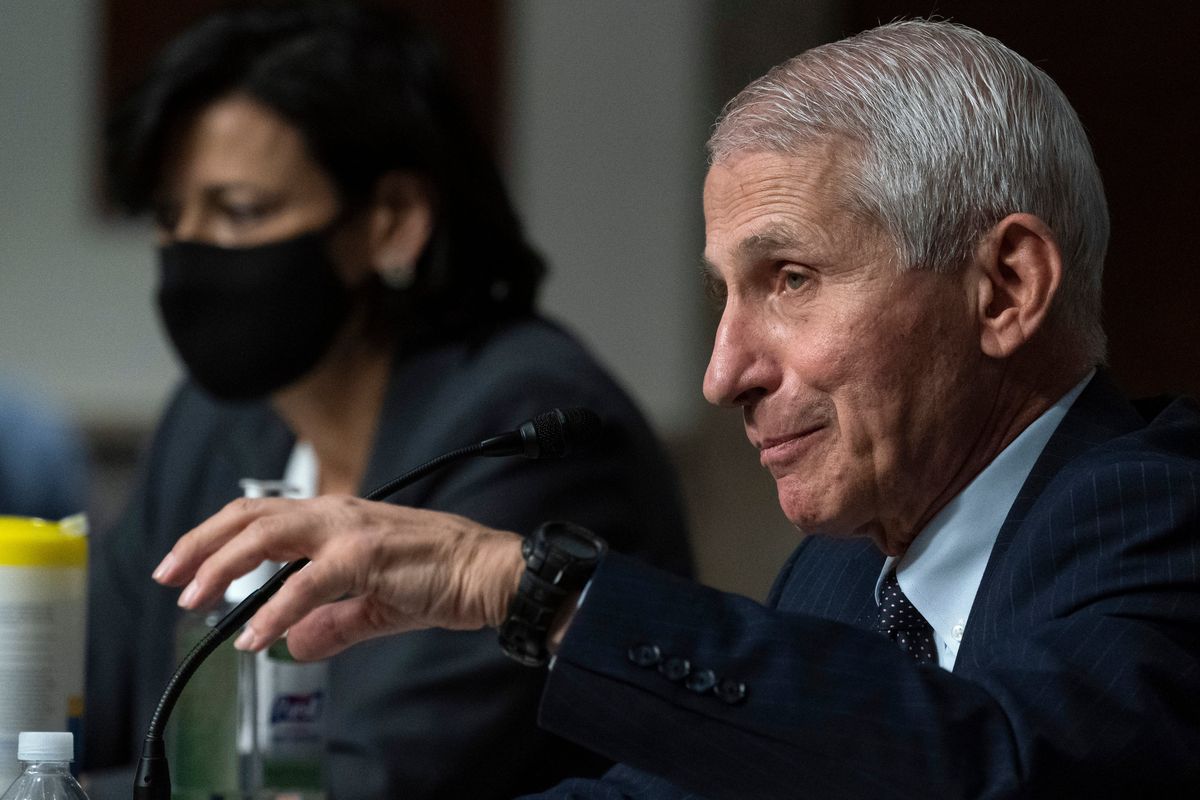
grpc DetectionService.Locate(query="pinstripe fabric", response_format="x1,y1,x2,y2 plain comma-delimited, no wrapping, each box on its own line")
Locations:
531,373,1200,799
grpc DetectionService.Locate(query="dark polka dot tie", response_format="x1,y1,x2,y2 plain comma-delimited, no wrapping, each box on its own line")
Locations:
873,571,938,664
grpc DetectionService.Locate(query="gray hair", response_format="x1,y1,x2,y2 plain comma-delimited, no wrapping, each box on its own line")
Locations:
708,20,1108,363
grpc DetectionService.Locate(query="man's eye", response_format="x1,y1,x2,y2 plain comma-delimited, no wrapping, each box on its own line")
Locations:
783,271,807,291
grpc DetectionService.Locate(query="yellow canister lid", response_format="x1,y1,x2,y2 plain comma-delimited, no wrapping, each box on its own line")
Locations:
0,515,88,566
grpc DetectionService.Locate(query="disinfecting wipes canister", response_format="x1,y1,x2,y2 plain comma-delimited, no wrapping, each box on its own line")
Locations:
0,516,87,787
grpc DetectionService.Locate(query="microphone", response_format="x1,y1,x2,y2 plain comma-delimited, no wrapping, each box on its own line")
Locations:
134,407,601,799
351,407,601,503
479,407,602,458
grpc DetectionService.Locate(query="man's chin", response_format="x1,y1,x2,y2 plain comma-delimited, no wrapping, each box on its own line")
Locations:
777,496,839,538
776,488,875,542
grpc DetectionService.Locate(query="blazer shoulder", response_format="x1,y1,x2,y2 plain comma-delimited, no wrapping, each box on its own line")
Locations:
1099,395,1200,464
468,316,625,392
423,315,653,442
1043,394,1200,500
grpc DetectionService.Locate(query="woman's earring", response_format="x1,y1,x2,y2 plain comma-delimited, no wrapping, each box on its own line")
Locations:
379,261,414,290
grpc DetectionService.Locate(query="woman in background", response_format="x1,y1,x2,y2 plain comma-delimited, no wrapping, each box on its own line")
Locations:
84,3,691,797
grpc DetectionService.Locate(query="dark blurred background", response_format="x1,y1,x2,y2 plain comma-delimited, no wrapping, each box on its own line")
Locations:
2,0,1195,599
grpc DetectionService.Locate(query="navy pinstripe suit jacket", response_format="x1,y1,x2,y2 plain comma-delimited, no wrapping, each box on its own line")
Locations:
532,373,1200,799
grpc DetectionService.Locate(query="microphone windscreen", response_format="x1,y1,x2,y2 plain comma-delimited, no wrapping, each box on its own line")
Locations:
531,407,602,458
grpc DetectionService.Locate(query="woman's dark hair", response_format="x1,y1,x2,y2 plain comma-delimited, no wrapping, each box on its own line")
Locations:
107,1,545,341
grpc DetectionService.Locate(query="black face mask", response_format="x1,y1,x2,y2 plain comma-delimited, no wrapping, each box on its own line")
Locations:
156,229,351,401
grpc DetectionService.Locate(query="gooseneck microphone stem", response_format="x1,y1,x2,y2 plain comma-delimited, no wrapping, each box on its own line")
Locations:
356,441,485,505
134,408,601,800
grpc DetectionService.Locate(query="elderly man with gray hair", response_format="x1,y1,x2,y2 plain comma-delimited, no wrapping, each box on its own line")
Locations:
151,20,1200,798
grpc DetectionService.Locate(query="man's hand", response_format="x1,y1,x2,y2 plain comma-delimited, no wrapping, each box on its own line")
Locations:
151,496,525,660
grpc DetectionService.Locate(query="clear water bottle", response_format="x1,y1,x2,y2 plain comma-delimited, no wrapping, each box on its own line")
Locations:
0,732,88,800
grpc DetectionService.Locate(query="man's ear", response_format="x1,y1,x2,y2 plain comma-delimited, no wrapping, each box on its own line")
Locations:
973,213,1063,359
367,171,434,288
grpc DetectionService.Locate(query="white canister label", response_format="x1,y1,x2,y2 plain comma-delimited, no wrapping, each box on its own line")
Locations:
0,565,86,785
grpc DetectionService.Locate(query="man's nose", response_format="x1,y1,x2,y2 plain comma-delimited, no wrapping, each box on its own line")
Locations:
702,303,775,408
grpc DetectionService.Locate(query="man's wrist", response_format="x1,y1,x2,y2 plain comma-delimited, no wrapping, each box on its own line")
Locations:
478,533,527,629
497,521,606,666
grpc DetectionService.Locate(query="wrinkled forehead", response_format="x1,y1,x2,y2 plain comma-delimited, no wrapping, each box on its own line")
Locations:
700,145,899,285
702,143,877,244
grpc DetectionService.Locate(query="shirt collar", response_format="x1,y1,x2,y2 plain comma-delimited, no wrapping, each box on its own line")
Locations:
874,370,1094,669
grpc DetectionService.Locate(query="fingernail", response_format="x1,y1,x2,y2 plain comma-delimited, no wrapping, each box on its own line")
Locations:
152,553,176,582
178,580,200,609
234,626,260,651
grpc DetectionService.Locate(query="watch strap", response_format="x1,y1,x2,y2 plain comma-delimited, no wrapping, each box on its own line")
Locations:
498,521,606,666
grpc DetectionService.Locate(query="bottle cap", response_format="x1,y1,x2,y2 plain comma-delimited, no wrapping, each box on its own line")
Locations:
0,516,87,567
238,479,300,499
17,731,73,761
225,559,283,604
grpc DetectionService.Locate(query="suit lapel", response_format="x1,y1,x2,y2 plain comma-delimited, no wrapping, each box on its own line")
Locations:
213,400,294,502
772,536,885,629
957,371,1142,670
358,343,468,498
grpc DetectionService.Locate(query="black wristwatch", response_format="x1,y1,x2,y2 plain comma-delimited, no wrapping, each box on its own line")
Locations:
498,521,607,666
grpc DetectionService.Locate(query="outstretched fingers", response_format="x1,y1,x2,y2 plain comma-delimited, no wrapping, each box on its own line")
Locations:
276,596,406,661
150,495,526,660
231,555,357,653
153,497,291,586
158,498,325,609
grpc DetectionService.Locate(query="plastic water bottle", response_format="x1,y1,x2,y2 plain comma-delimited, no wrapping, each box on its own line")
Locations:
0,732,88,800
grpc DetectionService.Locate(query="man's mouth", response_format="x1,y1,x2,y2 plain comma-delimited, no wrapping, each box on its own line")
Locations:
756,426,824,470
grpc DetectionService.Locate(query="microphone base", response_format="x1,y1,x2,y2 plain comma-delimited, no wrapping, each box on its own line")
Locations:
133,738,171,800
